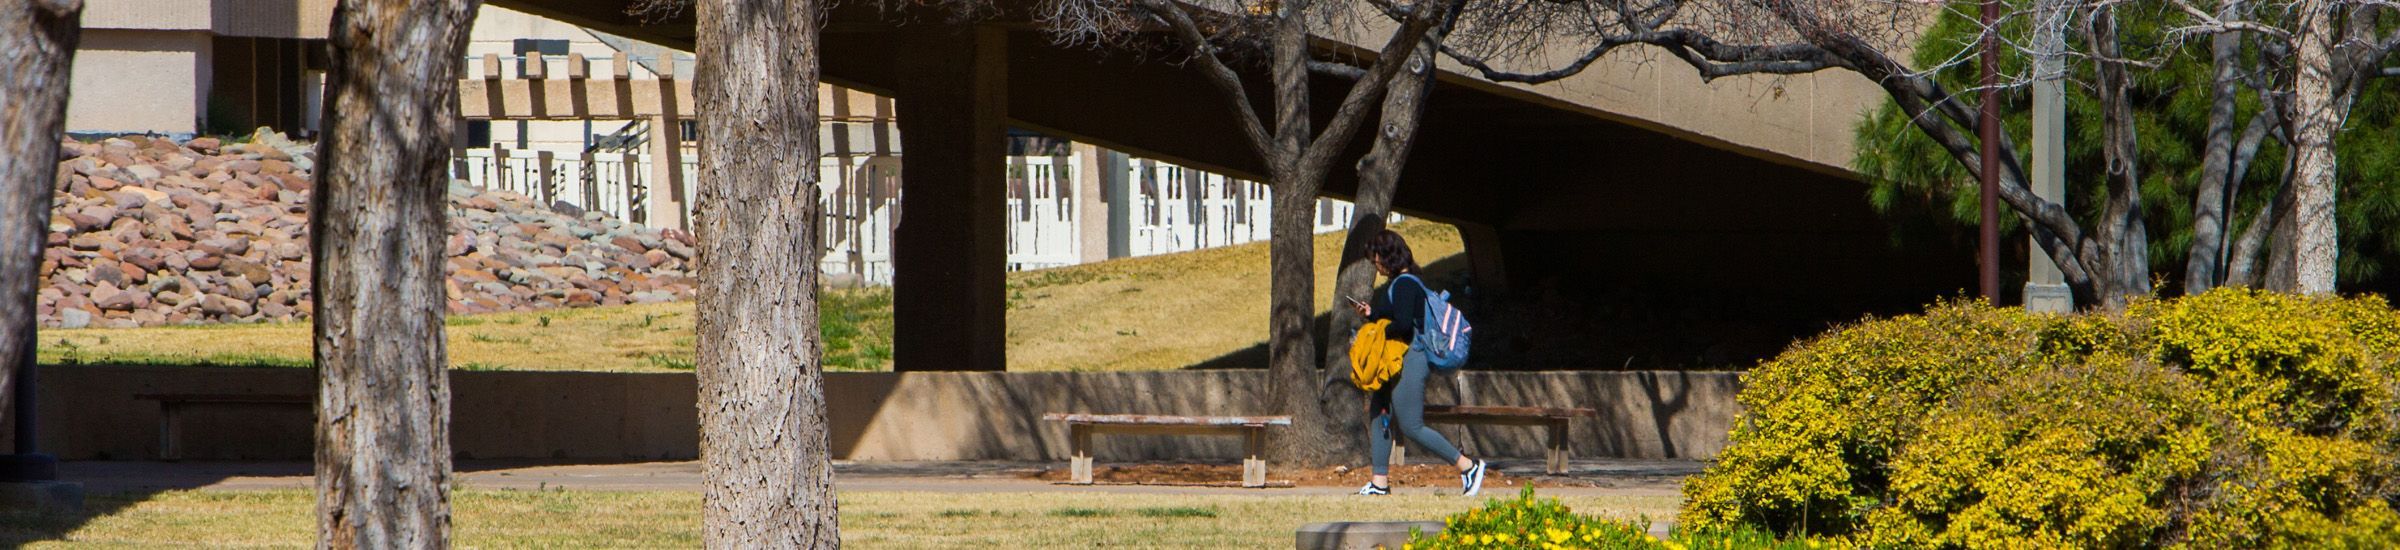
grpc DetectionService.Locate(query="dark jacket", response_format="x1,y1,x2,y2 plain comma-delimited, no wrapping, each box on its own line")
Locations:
1368,273,1428,345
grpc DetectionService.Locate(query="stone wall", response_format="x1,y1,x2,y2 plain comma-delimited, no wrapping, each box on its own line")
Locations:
40,132,696,328
29,365,1740,462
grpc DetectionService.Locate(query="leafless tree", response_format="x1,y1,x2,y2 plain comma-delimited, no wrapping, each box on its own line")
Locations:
1031,0,1463,465
0,0,79,459
2154,0,2400,293
1434,0,2400,306
691,0,842,546
311,0,480,547
1318,0,1461,441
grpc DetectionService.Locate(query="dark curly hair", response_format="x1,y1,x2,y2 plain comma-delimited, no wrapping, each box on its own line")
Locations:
1364,229,1417,275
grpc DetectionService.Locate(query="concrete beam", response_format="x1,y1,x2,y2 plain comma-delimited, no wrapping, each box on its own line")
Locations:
457,53,696,121
891,25,1009,372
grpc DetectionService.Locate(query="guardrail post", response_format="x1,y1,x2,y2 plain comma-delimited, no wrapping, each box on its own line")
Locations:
536,150,556,206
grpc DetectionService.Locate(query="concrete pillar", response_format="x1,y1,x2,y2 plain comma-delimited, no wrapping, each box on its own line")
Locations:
1105,150,1133,258
892,26,1008,372
1072,144,1134,262
1458,223,1510,295
645,56,687,231
2025,6,2072,312
1075,143,1109,264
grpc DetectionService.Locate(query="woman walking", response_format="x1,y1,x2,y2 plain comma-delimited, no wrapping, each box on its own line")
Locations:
1349,229,1486,496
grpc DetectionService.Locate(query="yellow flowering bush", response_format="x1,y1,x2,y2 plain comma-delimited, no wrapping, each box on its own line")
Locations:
1411,487,1827,549
1409,486,1659,549
1682,289,2400,546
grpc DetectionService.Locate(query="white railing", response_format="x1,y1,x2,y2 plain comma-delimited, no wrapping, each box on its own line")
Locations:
1008,156,1083,270
451,148,1363,285
454,148,661,223
818,156,902,285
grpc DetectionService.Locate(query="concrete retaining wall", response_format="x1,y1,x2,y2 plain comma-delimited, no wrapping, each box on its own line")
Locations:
31,365,1740,462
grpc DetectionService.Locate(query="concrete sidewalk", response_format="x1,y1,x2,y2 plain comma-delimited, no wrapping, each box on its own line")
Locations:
62,458,1701,497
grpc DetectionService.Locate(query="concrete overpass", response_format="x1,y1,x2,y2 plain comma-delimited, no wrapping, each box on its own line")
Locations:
489,0,1975,370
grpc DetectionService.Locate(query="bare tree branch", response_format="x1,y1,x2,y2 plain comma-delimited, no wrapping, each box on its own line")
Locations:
1134,0,1278,160
1295,0,1455,172
2168,0,2294,40
1308,59,1369,79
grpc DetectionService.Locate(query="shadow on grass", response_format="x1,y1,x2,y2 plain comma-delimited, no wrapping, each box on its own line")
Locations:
0,491,152,547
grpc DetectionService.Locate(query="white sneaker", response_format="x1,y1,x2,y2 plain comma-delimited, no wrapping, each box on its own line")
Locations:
1460,460,1488,497
1357,483,1390,496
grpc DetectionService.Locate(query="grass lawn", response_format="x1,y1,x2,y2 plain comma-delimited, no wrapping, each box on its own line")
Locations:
1,488,1672,548
39,222,1460,373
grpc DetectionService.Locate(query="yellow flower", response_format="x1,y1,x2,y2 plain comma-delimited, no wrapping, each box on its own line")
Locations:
1547,528,1571,543
1497,533,1514,543
1479,534,1494,545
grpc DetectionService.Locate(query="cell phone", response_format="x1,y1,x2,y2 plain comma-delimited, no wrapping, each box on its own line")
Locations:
1345,295,1369,308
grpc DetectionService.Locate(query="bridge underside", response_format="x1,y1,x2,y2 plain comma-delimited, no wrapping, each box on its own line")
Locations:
492,1,1974,370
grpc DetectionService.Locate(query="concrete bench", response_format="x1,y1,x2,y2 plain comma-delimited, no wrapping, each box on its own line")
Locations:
1041,413,1291,488
1397,405,1598,474
133,393,310,460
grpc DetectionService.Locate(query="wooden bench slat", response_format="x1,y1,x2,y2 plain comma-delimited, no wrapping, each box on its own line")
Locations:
1048,412,1286,488
133,394,312,404
1423,405,1597,418
1042,413,1292,426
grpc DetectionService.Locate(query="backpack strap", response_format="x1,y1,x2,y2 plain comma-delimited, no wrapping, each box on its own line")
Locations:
1392,274,1429,304
1386,273,1416,304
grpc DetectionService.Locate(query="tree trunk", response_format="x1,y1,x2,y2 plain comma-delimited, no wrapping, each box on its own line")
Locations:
2225,174,2291,289
1136,0,1444,467
2085,11,2152,310
2286,1,2350,294
312,1,479,547
1317,30,1443,465
1267,179,1343,466
2186,6,2245,294
0,0,79,456
692,0,839,547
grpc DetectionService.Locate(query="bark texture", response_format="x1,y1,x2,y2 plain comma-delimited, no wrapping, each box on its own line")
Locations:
2286,1,2351,295
0,0,79,451
2185,2,2245,294
1319,23,1450,461
2087,11,2150,308
311,1,479,547
692,0,840,547
1126,0,1448,466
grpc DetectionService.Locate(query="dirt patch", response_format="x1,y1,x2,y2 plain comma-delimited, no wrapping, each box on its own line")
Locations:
1026,463,1602,489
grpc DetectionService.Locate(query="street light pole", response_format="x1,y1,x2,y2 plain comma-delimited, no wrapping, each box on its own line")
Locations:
1979,0,2003,301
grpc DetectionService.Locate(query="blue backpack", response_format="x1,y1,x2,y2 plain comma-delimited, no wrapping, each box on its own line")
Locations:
1389,274,1472,372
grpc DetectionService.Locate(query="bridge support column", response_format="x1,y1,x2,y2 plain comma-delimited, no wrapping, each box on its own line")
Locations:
892,26,1008,372
1459,222,1510,295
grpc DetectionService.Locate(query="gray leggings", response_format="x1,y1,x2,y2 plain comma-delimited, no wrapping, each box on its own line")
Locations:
1369,348,1462,475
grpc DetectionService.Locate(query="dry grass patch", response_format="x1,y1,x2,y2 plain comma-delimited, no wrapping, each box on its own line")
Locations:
35,221,1457,373
1,488,1672,548
39,302,699,373
1004,221,1461,371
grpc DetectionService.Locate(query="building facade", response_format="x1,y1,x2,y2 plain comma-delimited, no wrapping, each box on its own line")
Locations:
69,0,334,138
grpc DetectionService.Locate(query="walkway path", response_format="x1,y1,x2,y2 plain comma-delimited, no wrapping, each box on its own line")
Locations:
63,458,1701,497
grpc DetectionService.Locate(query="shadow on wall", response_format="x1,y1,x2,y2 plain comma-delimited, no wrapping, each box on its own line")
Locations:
823,370,1739,463
1178,253,1479,372
30,365,1737,471
32,365,702,463
1200,246,1965,372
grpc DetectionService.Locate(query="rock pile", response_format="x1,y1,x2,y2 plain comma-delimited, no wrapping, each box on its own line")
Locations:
38,132,696,329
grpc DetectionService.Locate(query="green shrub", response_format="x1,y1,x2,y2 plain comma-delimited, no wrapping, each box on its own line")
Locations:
1681,289,2400,546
